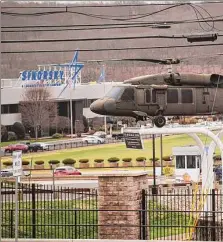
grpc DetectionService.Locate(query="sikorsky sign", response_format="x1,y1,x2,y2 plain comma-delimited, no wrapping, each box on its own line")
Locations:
21,70,64,81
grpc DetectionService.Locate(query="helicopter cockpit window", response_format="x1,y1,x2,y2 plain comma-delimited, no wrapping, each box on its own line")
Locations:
167,89,178,103
182,89,193,103
105,86,124,100
120,88,134,101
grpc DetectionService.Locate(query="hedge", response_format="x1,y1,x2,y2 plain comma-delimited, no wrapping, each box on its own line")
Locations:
3,161,13,166
108,157,120,162
48,160,60,165
122,158,132,162
94,159,104,163
62,158,76,165
136,157,146,162
79,159,89,163
35,160,44,165
22,160,30,165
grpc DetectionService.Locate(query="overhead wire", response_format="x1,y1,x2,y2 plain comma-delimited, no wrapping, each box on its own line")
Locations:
1,3,188,21
3,33,223,44
3,43,223,54
2,14,223,29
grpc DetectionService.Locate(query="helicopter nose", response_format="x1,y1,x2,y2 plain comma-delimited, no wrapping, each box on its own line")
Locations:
90,99,105,115
90,98,116,115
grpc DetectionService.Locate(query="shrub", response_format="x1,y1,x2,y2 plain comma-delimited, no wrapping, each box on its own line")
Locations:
122,158,132,162
79,159,89,163
22,160,30,165
76,133,81,138
35,160,44,165
94,159,104,163
3,161,13,166
108,157,120,163
1,125,8,142
52,133,63,139
162,155,172,161
136,157,146,162
12,122,25,140
8,131,17,141
149,157,159,162
163,166,174,176
48,160,60,165
62,158,76,165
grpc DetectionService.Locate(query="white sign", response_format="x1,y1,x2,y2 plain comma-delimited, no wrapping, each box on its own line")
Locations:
12,151,22,177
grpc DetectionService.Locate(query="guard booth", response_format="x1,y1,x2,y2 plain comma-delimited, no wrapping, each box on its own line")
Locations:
172,146,201,182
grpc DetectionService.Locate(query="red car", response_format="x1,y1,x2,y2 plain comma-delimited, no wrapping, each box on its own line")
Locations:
4,144,29,153
54,166,81,176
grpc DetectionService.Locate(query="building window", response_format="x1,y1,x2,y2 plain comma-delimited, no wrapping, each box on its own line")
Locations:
167,89,178,103
145,90,151,103
120,88,134,101
9,104,19,113
1,105,9,114
176,156,185,168
187,156,196,168
182,89,193,103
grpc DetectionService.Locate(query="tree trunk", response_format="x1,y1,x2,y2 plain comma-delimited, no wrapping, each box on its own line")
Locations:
35,126,38,140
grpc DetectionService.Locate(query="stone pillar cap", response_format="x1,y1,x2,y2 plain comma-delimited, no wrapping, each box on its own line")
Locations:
98,170,148,177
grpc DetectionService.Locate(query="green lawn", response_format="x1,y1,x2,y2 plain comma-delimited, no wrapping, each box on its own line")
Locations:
2,134,221,167
2,198,191,239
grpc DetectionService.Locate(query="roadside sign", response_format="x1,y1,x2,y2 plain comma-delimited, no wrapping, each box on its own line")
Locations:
12,151,22,177
124,132,144,149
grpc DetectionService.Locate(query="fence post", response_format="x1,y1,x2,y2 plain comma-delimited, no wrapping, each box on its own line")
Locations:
141,189,147,240
31,184,36,238
10,209,14,238
212,189,216,241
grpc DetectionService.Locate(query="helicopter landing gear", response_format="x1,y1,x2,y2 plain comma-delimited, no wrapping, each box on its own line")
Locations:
153,115,166,128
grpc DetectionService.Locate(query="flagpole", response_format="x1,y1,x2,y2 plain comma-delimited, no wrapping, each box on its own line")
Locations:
103,65,107,135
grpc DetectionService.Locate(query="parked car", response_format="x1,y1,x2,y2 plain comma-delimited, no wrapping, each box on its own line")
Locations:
93,131,106,138
0,169,30,177
54,166,81,176
4,144,29,153
1,169,13,177
28,143,43,152
112,133,124,140
82,135,105,144
33,142,49,150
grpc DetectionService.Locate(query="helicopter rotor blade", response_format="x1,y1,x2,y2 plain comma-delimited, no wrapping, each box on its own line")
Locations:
82,58,180,65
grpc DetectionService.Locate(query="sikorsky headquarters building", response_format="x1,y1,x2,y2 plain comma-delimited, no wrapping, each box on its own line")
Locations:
1,62,116,135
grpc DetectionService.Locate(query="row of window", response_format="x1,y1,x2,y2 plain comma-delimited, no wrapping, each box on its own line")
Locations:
1,104,19,114
176,155,200,169
146,89,193,104
120,88,193,104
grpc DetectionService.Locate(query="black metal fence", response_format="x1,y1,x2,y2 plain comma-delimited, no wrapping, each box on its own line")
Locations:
2,134,156,157
1,182,98,239
2,182,221,240
142,187,223,241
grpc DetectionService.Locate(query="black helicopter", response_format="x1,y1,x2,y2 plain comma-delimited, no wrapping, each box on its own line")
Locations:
90,71,223,128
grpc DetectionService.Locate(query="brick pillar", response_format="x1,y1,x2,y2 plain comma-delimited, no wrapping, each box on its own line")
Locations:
98,171,148,240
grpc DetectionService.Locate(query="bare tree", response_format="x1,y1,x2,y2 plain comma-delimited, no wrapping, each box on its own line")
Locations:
19,87,58,140
51,116,71,135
